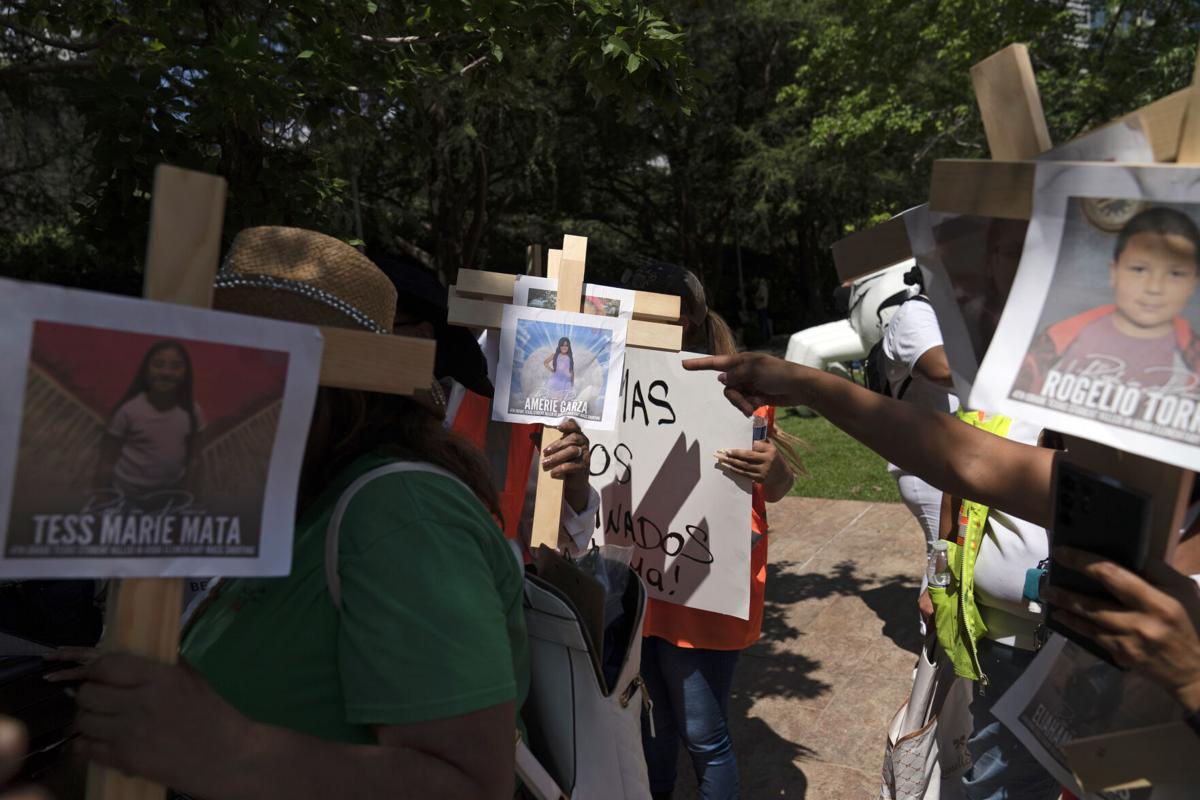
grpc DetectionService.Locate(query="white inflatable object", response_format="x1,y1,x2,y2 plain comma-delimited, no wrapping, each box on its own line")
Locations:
783,261,915,375
784,319,861,379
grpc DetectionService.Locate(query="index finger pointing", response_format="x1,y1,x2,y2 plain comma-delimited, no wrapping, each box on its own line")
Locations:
682,355,739,372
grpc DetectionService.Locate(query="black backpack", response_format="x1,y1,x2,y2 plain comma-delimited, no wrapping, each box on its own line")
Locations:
863,294,930,400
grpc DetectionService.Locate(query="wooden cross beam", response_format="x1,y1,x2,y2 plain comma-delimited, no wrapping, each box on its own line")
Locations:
449,271,684,351
929,87,1193,220
831,43,1052,282
445,234,684,550
88,164,435,800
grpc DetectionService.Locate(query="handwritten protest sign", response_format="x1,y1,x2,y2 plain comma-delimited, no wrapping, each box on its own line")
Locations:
586,348,753,619
972,163,1200,471
0,277,321,578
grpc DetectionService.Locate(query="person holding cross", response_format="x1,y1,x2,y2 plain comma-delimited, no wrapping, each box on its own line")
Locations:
370,251,599,560
623,262,801,800
684,350,1200,793
49,229,530,799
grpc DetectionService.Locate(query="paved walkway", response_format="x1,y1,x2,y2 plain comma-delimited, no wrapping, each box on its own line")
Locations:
674,497,927,799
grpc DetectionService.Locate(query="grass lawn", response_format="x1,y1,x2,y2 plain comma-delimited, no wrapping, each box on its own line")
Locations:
776,410,901,503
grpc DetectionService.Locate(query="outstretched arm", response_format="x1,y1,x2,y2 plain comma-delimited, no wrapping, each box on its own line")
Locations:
684,353,1055,527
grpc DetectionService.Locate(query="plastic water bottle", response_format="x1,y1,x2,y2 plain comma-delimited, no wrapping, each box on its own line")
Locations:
928,540,951,588
752,413,768,442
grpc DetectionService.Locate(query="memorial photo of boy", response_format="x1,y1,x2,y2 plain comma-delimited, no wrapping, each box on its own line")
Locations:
1011,202,1200,438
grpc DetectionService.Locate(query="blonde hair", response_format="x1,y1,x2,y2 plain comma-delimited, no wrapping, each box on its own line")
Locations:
703,309,808,476
705,309,739,359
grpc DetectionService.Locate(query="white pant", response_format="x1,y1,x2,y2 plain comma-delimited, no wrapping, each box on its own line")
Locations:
894,471,943,634
896,472,943,553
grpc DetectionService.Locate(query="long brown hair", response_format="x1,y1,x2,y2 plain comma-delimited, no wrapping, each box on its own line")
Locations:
299,388,501,522
704,309,808,476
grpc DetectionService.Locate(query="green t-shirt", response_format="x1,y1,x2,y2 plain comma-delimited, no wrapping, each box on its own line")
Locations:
180,454,529,745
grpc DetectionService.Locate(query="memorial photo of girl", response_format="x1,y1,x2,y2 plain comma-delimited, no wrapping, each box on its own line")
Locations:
543,336,574,401
95,340,206,499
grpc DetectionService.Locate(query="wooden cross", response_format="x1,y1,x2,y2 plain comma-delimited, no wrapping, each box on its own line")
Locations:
831,40,1200,791
87,164,436,800
446,234,683,549
925,45,1200,567
830,44,1052,283
945,50,1200,791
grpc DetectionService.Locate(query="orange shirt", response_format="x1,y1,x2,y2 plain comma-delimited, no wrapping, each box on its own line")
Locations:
450,390,539,542
642,407,774,651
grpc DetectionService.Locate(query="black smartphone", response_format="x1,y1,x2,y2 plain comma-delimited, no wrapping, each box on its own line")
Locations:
1045,461,1152,664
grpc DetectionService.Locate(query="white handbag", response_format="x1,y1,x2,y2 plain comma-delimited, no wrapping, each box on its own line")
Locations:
325,461,652,800
879,634,974,800
520,568,651,800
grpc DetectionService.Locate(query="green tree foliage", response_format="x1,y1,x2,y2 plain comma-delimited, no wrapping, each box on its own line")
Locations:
0,0,692,289
3,1,1198,338
736,0,1200,328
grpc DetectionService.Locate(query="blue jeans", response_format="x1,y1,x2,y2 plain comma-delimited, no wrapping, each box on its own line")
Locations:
962,639,1060,800
640,636,740,799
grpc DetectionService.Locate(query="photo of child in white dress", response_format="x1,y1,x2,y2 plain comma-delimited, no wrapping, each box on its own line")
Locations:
97,340,207,500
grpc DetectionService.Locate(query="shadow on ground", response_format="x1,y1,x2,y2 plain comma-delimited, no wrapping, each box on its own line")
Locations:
760,559,922,655
672,554,923,798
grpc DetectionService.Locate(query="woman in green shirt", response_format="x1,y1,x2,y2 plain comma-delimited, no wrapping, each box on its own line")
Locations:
55,228,535,799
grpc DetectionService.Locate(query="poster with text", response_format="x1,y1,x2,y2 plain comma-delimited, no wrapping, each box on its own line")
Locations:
0,278,322,578
992,635,1185,799
512,275,635,319
586,348,753,619
971,163,1200,470
909,119,1153,401
493,305,626,430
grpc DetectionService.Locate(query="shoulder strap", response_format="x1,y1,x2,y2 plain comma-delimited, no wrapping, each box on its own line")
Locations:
874,288,914,325
325,460,470,611
516,733,568,800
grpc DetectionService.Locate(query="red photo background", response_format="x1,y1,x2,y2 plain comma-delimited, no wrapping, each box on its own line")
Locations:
30,321,289,435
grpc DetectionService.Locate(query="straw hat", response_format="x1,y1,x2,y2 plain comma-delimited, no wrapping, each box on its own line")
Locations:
214,227,397,333
214,227,446,413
